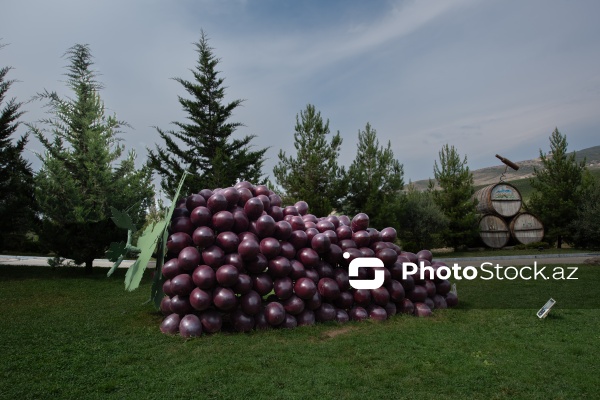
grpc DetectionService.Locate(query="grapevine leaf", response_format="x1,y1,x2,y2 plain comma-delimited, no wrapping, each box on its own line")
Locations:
125,172,190,293
106,255,124,278
110,207,137,231
145,171,190,300
124,220,167,291
106,241,127,262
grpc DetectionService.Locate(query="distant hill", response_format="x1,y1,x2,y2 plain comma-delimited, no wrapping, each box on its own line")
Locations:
409,145,600,191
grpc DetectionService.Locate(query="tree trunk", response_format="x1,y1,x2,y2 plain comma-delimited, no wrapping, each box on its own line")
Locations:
84,258,94,274
556,236,563,249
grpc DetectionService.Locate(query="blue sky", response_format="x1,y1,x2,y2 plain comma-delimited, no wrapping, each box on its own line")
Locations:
2,0,600,189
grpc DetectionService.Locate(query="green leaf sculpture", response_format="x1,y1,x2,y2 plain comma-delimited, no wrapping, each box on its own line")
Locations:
106,241,128,262
106,172,190,300
110,206,137,232
124,219,167,291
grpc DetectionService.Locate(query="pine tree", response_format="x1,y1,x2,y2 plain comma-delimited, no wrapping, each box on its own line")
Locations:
343,123,403,228
429,144,478,250
148,31,267,198
273,104,345,217
570,176,600,249
30,44,154,273
397,184,448,252
0,44,37,251
528,128,589,248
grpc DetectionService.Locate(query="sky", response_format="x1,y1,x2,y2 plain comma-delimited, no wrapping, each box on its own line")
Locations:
2,0,600,190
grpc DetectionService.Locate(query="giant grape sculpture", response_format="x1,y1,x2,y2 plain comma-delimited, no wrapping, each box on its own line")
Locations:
159,182,458,337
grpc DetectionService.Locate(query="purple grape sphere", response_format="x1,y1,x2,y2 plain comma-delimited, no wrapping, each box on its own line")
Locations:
240,290,263,315
190,206,212,227
399,298,415,314
162,258,182,280
160,313,181,335
265,302,286,326
296,309,316,326
200,310,223,333
213,287,237,311
369,306,388,321
190,287,212,311
192,226,215,248
179,314,202,338
244,197,264,220
349,306,369,321
216,264,239,287
380,227,397,242
351,213,369,232
170,273,195,296
167,232,193,255
231,309,255,332
414,302,432,317
294,277,317,300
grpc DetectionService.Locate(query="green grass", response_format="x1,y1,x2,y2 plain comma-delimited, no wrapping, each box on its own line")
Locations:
456,263,600,309
1,265,599,399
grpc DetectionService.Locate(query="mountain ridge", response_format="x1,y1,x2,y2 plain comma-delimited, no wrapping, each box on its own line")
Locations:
409,145,600,190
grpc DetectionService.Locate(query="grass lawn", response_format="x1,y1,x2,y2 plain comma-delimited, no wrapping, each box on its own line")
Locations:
1,265,598,399
433,247,596,258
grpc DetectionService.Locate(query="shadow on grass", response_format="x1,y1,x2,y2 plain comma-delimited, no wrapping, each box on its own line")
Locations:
0,265,152,284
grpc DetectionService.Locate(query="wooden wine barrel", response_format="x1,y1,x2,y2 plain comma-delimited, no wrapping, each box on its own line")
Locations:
474,183,522,218
509,213,544,245
479,214,510,249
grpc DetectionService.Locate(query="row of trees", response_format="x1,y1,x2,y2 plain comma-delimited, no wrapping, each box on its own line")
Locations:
1,32,598,274
271,108,480,251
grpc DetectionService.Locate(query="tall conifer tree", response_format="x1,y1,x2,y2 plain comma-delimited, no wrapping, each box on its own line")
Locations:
428,144,478,250
273,104,345,217
0,43,37,251
148,31,267,197
31,44,153,273
343,123,403,228
528,128,589,248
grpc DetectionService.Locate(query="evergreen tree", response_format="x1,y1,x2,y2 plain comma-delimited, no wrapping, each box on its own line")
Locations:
528,128,589,248
0,44,37,251
148,31,267,197
273,104,345,217
428,144,478,250
29,44,154,273
343,123,404,229
397,184,448,252
570,176,600,249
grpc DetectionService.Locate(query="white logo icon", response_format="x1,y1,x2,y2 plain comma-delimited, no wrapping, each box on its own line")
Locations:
345,252,385,290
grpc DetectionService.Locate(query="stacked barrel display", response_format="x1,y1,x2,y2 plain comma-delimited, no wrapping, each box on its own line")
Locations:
475,182,544,248
159,182,458,337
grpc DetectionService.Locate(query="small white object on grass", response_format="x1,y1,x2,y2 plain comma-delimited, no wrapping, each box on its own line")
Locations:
537,298,556,319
